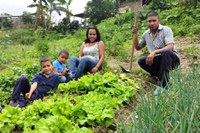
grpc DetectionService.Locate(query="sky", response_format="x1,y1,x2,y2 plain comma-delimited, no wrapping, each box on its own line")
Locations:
0,0,89,23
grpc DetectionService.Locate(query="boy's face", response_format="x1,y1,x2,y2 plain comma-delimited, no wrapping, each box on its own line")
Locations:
58,53,68,64
41,61,53,77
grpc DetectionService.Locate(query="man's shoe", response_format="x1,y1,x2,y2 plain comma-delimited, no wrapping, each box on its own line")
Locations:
154,85,169,95
164,85,169,90
154,88,164,95
0,105,3,112
68,73,75,80
156,81,162,87
9,100,15,104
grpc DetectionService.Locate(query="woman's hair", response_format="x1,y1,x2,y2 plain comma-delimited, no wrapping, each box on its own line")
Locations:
58,49,69,56
84,26,101,43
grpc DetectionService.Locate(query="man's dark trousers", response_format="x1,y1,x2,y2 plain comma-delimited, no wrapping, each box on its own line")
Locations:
138,50,180,87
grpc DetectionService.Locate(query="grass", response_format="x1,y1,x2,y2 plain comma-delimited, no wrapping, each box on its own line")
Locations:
118,66,200,133
0,44,36,70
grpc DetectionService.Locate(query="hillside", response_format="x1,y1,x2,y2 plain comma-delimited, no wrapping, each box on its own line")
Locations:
107,35,200,70
0,2,200,132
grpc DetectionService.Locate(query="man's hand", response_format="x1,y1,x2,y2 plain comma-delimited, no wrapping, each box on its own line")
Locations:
132,25,138,34
146,52,156,66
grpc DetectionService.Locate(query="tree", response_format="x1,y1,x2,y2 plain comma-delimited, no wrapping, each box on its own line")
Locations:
85,0,119,25
53,17,70,34
177,0,200,8
0,13,14,29
148,0,199,10
119,0,139,2
20,11,34,27
59,0,73,19
28,0,73,29
44,0,73,29
68,20,79,32
28,0,47,28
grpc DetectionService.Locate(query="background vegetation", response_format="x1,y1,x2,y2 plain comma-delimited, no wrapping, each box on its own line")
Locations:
0,0,200,132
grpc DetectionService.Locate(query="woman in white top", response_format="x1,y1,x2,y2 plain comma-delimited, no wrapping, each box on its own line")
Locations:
69,26,105,80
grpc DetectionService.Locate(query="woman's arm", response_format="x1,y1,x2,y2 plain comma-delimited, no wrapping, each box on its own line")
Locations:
91,41,105,73
96,41,105,68
79,42,85,57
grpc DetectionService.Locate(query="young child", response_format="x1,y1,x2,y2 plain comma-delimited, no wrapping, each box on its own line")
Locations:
9,57,60,108
53,49,70,83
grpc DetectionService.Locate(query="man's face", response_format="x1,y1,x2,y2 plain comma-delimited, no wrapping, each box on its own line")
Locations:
147,16,160,31
41,61,53,77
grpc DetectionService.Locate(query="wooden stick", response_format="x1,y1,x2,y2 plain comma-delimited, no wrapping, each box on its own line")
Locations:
129,12,139,70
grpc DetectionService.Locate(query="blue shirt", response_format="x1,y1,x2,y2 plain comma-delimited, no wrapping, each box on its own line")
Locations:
53,59,66,73
32,71,60,95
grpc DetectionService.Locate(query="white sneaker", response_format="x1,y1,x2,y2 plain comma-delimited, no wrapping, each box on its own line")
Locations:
68,73,75,80
154,88,163,95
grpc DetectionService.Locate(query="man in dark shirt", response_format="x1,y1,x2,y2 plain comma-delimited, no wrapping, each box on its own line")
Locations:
10,57,60,107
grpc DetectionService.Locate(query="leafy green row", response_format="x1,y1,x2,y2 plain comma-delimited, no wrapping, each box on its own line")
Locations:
0,72,138,132
0,63,40,105
57,72,138,104
0,92,115,132
0,94,92,133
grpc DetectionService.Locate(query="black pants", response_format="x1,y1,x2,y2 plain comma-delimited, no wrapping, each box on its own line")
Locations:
138,50,180,87
10,76,42,107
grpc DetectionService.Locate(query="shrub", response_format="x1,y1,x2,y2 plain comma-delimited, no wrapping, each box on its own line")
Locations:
0,29,36,45
33,28,49,57
68,20,80,32
190,24,200,35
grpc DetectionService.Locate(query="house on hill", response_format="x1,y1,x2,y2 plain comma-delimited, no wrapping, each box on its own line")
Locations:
72,12,87,27
12,16,26,28
0,15,34,28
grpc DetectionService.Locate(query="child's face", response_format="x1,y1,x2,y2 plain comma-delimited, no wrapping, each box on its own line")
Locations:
58,53,68,64
41,61,53,77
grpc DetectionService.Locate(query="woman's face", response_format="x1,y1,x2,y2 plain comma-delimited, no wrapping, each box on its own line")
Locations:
88,29,97,43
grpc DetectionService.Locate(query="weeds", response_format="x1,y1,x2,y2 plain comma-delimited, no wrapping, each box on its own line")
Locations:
185,46,200,66
118,66,200,132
